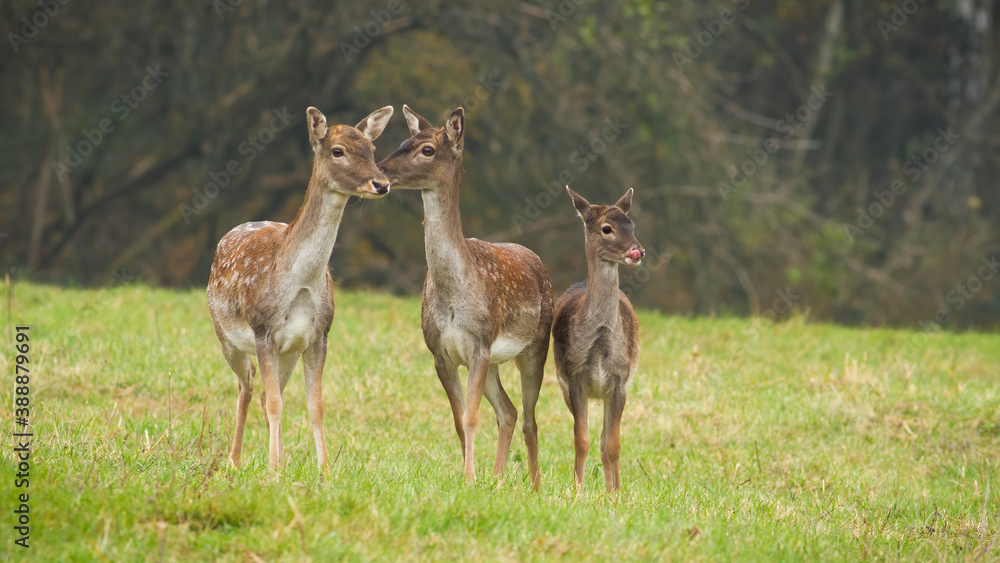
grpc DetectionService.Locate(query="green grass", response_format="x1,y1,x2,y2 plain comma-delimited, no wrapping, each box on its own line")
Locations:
1,282,998,561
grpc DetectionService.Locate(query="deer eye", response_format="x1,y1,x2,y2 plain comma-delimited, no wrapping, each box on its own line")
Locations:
332,148,344,157
602,225,613,235
421,146,435,156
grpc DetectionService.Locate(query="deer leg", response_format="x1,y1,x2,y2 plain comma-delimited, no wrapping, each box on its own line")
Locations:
273,351,299,466
433,354,466,462
260,388,269,432
568,384,589,492
483,364,517,481
463,352,491,484
302,338,329,472
516,344,546,491
277,351,298,464
222,342,254,469
255,337,284,471
601,389,627,492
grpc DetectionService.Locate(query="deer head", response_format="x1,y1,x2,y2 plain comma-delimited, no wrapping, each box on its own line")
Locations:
306,105,394,198
376,104,464,191
566,186,645,266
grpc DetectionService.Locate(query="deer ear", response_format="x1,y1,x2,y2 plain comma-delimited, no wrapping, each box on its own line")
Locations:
306,107,328,153
566,185,591,219
403,104,433,136
444,107,464,152
614,188,633,214
356,106,393,142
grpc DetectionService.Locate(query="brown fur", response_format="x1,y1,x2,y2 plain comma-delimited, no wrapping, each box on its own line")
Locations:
207,105,393,471
552,186,644,491
379,105,553,490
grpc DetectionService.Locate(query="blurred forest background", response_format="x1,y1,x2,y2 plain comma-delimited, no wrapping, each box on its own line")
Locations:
2,0,999,330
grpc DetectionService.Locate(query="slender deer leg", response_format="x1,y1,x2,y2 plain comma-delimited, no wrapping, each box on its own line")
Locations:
463,351,491,483
601,390,627,492
483,364,517,480
258,351,297,445
255,337,284,470
278,354,297,392
222,341,254,468
274,352,299,466
434,354,466,461
568,383,590,491
516,343,546,491
302,338,329,471
259,384,270,434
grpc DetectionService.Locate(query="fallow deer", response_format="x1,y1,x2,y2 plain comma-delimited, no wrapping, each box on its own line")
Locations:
552,186,644,492
377,105,553,490
207,105,394,471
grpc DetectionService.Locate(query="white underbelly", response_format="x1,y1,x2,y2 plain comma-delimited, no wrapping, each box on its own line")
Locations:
273,309,314,354
218,313,313,357
214,286,319,357
440,326,476,366
583,356,609,398
439,326,531,366
225,323,257,355
490,333,530,363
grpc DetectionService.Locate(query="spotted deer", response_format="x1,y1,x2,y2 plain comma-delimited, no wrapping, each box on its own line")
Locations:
552,186,644,492
207,105,393,471
377,105,553,490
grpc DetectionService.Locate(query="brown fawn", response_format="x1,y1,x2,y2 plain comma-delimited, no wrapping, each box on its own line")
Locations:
552,186,644,492
207,105,394,471
377,105,553,490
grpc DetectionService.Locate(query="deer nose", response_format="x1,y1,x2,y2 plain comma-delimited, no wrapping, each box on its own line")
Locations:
372,179,390,195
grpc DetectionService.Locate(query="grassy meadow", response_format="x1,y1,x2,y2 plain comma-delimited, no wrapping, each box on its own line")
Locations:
1,282,998,561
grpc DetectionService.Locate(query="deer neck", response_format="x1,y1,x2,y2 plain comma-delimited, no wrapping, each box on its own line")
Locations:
581,255,622,331
283,173,350,285
420,162,474,292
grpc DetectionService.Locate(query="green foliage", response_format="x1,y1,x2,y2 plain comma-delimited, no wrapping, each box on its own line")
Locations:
1,283,998,560
353,32,475,121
